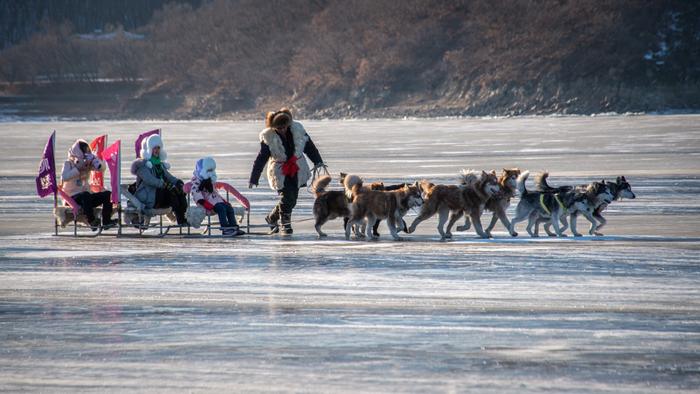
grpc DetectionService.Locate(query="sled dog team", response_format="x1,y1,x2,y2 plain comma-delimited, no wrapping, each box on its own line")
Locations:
57,107,635,238
312,169,635,241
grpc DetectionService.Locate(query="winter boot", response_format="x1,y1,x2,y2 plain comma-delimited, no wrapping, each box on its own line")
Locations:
280,212,293,235
88,218,101,231
223,226,246,237
266,206,280,234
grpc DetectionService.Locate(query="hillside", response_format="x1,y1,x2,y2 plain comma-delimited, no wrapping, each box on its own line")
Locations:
0,0,698,119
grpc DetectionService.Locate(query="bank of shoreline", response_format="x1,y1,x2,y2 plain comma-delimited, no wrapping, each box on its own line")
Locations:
1,81,698,122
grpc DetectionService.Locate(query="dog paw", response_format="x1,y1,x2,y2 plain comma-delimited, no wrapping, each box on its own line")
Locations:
455,225,470,232
559,234,568,237
573,233,582,237
318,233,328,238
593,232,604,236
510,231,518,237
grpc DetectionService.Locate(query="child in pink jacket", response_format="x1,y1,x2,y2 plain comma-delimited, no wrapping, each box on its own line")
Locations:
190,157,244,236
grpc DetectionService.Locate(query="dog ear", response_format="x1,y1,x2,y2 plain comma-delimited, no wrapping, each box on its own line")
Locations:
620,176,626,182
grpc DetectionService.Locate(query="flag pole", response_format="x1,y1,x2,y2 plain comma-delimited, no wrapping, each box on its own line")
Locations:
51,132,58,236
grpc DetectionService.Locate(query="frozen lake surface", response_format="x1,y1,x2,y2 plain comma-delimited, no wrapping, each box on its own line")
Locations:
1,115,699,392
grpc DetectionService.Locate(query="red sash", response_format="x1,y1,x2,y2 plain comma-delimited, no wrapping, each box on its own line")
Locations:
281,155,299,177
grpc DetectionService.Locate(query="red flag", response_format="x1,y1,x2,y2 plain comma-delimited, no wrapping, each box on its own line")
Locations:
135,129,160,158
89,135,107,192
103,140,121,204
35,131,57,198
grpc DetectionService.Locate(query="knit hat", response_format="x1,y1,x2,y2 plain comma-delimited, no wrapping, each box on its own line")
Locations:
194,157,217,183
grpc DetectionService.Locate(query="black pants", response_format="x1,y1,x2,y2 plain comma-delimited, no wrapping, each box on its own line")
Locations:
72,191,113,223
268,178,299,224
155,187,187,224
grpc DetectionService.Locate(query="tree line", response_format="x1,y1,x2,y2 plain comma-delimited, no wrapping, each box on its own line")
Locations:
0,0,698,116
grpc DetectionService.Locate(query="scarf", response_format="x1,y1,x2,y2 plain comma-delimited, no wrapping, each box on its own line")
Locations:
150,156,164,179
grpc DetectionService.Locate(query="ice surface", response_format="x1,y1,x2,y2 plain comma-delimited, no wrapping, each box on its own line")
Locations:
1,115,699,392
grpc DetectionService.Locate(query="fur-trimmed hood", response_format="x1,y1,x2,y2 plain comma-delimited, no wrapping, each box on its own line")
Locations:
140,134,170,169
68,139,88,160
130,158,149,175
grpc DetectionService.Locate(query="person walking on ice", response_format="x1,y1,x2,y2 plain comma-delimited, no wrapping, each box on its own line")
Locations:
249,108,325,235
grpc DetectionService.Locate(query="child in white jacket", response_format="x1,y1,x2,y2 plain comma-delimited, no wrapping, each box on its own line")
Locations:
190,157,244,236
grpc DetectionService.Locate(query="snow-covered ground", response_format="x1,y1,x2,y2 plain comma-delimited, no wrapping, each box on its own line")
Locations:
1,115,699,392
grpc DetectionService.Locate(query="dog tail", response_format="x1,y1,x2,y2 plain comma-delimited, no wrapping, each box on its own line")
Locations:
350,182,366,200
343,174,363,199
534,172,552,192
535,171,572,193
311,175,332,198
517,171,530,195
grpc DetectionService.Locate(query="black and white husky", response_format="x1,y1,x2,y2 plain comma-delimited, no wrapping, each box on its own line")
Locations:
510,171,614,237
535,173,635,236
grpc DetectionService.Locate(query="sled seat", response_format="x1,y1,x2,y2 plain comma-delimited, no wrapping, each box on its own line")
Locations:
183,181,250,236
119,184,177,235
53,187,113,237
54,205,102,228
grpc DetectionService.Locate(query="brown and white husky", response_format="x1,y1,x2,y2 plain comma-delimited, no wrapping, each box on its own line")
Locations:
407,170,501,239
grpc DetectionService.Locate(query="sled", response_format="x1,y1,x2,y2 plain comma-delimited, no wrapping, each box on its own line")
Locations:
53,187,116,237
116,183,186,237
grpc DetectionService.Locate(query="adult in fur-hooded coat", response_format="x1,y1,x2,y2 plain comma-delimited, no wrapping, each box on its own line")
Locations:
130,134,187,224
249,108,324,234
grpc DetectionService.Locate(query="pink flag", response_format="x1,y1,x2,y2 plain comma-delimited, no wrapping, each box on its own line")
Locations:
89,134,107,192
135,129,160,158
35,131,57,198
103,140,121,204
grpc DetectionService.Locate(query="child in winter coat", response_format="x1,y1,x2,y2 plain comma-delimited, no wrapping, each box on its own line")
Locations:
60,139,117,229
190,157,245,236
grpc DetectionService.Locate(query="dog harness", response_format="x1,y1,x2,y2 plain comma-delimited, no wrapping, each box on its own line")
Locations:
540,194,567,215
